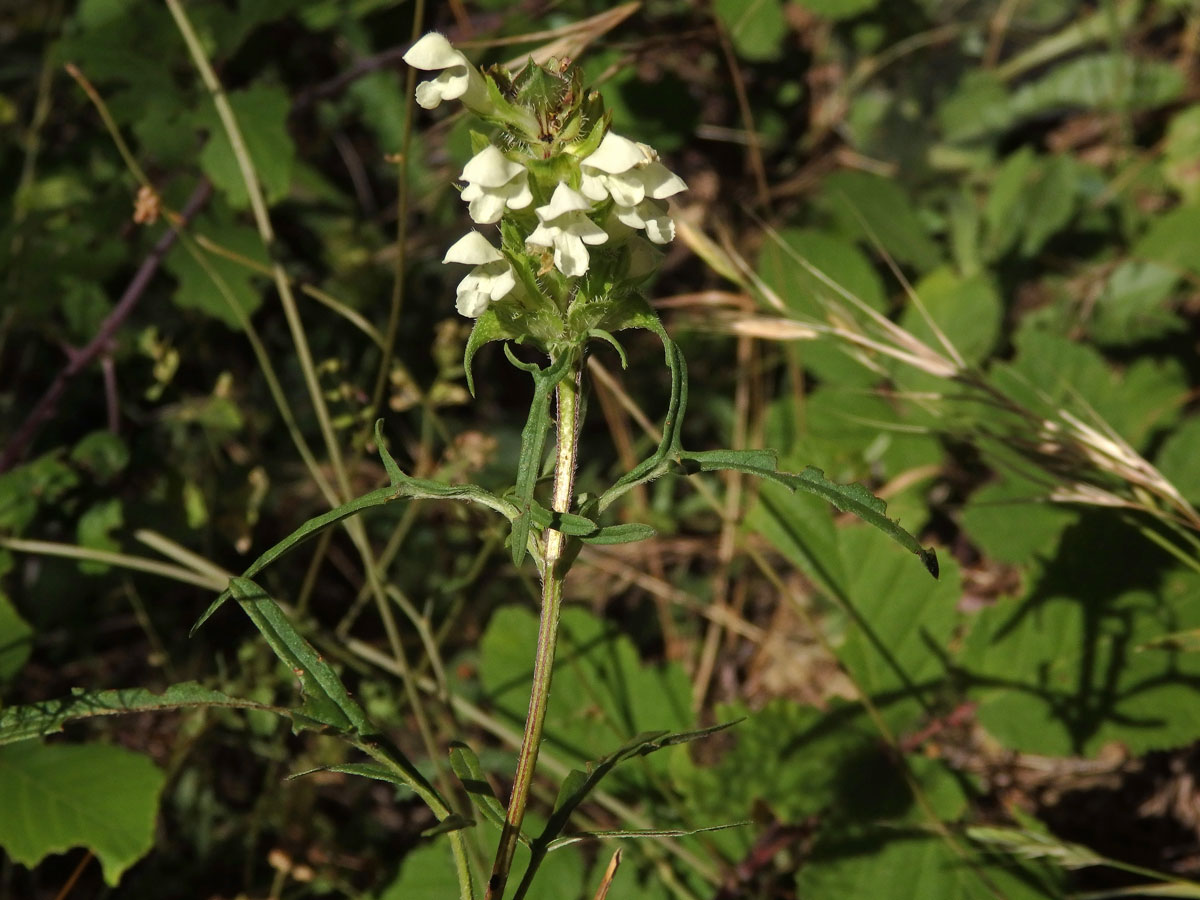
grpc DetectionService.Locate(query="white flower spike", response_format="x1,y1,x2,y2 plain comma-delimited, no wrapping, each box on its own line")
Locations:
459,145,533,225
403,33,490,112
442,231,516,318
525,183,609,277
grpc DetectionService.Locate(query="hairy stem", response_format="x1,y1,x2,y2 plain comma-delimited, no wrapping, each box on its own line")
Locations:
487,358,582,900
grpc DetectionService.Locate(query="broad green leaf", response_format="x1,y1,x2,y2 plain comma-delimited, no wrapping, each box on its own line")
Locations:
984,150,1078,260
671,699,890,856
165,207,268,328
747,484,847,598
994,329,1186,452
75,498,123,575
1009,54,1183,122
959,475,1078,565
834,527,961,729
376,835,586,900
961,519,1200,756
798,0,879,20
0,591,33,683
798,827,1065,899
817,171,942,272
712,0,786,61
1155,416,1200,505
68,431,129,483
0,741,164,886
196,83,295,208
0,682,275,746
1134,204,1200,275
0,454,78,533
900,267,1002,368
1163,106,1200,202
755,227,887,385
1090,260,1184,345
477,606,693,776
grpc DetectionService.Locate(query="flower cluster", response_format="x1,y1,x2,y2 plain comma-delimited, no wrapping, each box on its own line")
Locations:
403,32,687,322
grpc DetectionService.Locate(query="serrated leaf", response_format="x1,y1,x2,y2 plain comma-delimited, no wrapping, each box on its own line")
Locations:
196,83,295,208
899,267,1002,368
1009,54,1183,122
712,0,787,61
165,207,268,328
0,741,164,886
0,682,276,746
799,826,1065,899
818,171,942,272
1090,260,1183,345
961,519,1200,756
707,460,938,578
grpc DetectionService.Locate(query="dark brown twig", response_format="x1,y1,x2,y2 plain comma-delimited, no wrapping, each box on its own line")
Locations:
0,180,212,473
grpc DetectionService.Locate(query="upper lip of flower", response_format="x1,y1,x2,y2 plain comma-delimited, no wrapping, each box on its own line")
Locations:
443,230,506,265
402,32,488,111
458,145,533,224
442,231,515,317
524,183,608,277
579,132,688,207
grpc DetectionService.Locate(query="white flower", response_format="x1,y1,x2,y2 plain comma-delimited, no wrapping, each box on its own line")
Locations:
403,33,490,112
525,183,608,277
459,145,533,225
579,132,687,207
442,231,515,318
614,198,676,244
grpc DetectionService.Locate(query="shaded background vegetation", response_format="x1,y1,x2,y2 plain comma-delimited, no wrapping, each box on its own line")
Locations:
3,0,1200,898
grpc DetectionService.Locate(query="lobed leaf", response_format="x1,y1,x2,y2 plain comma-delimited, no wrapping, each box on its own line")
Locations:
0,682,276,746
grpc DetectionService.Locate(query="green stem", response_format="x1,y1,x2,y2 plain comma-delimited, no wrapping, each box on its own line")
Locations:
487,359,582,900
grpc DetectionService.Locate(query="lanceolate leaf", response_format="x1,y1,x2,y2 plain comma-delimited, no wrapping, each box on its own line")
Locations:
0,682,277,746
512,722,739,898
545,821,747,852
448,741,519,838
507,347,574,567
227,577,371,734
577,522,657,545
192,435,517,633
591,323,937,577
